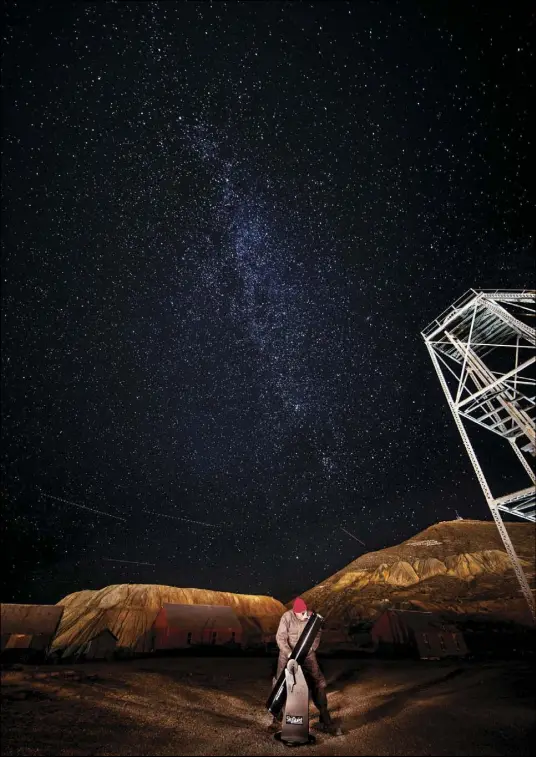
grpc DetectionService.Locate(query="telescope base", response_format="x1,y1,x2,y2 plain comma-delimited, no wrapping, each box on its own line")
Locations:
273,662,312,746
274,731,316,747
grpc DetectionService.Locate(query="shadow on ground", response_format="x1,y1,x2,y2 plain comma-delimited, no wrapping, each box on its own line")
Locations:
338,667,466,732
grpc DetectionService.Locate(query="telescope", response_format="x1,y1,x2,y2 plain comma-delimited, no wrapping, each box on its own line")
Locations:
266,611,324,745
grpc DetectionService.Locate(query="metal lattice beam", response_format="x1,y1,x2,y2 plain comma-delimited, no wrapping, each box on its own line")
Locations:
422,289,536,623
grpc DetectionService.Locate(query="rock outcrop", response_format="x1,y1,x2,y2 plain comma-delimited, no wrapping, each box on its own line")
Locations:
50,521,535,654
298,520,535,626
413,557,448,581
53,584,285,653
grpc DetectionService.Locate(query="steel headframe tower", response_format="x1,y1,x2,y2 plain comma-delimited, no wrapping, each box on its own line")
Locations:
422,289,536,622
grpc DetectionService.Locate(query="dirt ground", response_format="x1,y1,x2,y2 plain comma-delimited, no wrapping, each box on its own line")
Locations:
1,656,534,756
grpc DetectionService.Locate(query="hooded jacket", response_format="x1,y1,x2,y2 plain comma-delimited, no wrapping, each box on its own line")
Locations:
275,610,321,657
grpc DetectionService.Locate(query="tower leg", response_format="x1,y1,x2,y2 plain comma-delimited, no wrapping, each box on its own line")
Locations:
424,339,536,623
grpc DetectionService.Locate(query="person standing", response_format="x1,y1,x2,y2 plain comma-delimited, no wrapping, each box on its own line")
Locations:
272,597,341,735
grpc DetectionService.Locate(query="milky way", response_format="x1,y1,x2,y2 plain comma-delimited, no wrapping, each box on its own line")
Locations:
2,1,533,603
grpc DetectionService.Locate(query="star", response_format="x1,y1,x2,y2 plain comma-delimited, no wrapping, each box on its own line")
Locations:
1,0,531,605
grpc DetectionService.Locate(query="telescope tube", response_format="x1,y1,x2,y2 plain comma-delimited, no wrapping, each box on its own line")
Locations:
266,611,324,716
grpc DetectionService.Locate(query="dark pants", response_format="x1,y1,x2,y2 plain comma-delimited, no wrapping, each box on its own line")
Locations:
274,652,331,724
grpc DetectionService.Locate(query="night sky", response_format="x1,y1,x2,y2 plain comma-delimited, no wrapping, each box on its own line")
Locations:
2,1,534,606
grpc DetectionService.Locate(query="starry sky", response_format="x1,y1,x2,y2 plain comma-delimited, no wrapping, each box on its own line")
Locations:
2,1,534,606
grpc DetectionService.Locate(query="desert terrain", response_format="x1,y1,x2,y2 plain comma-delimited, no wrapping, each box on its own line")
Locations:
2,655,534,756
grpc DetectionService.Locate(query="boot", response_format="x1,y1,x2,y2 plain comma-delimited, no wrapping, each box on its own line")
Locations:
316,689,342,736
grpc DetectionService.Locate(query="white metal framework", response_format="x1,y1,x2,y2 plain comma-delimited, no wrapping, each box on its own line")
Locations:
422,289,536,622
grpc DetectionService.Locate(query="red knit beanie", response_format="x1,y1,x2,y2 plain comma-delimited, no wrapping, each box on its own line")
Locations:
293,598,307,613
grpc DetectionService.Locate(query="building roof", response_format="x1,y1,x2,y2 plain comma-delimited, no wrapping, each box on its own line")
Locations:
161,603,242,631
382,609,460,634
0,603,64,636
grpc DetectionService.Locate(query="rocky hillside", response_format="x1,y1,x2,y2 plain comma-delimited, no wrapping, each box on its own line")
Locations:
52,584,284,654
299,520,535,626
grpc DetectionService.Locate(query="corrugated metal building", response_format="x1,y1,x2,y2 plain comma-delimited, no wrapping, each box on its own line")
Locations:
1,603,64,661
152,603,243,650
320,622,357,653
238,614,281,650
371,609,468,659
